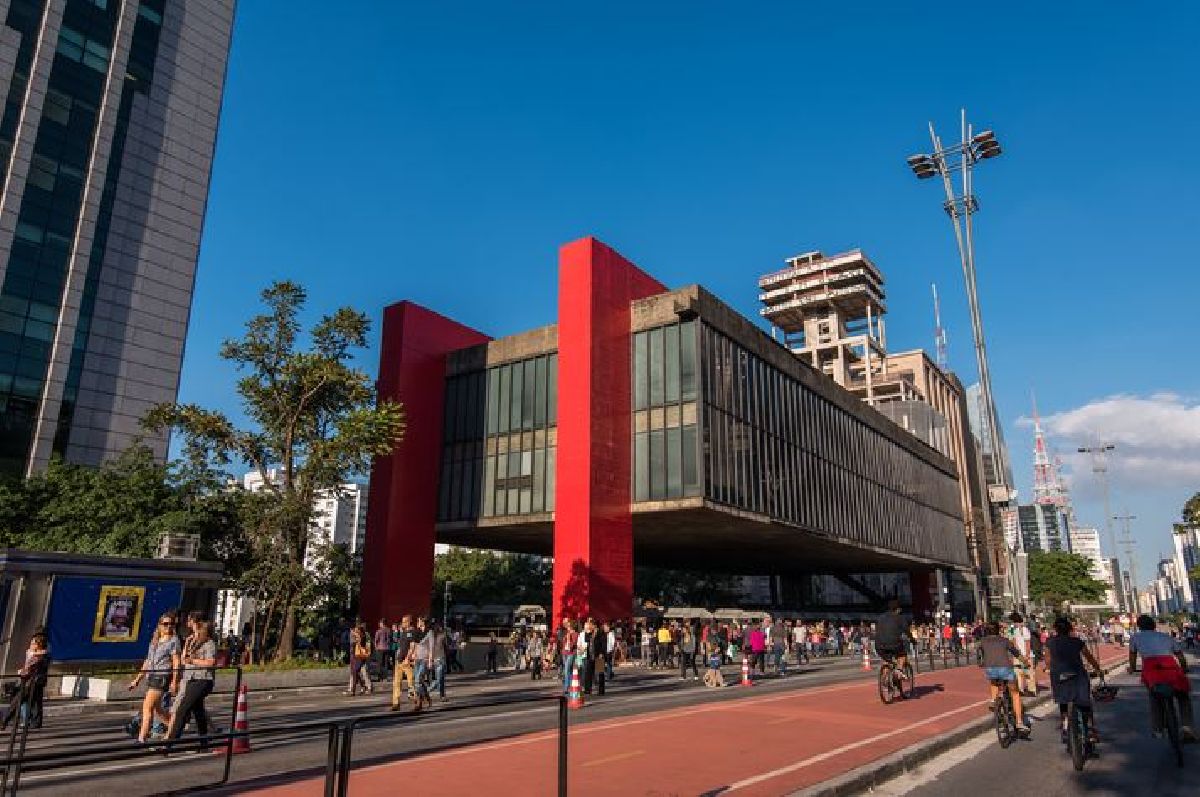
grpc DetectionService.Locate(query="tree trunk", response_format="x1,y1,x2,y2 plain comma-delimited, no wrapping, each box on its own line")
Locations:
274,600,298,661
258,598,276,665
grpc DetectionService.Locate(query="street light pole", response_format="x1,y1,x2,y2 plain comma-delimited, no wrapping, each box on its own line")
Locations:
908,111,1013,611
910,111,1010,507
443,580,452,632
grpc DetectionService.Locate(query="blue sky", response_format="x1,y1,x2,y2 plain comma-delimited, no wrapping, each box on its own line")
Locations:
182,2,1200,581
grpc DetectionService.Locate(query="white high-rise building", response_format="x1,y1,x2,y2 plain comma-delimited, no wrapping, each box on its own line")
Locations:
216,471,369,638
1069,526,1106,580
1173,524,1200,613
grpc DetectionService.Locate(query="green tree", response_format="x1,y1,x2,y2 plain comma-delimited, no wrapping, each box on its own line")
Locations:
1027,550,1108,606
634,566,740,608
0,446,241,558
145,282,406,660
432,548,551,609
298,542,362,646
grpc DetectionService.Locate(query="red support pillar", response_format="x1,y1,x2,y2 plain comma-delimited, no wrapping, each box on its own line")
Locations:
360,301,488,624
909,571,935,622
553,237,665,626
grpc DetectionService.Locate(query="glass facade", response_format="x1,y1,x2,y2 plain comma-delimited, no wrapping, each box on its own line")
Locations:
699,322,963,560
0,0,122,474
54,0,165,454
437,352,558,523
0,0,172,475
632,319,701,502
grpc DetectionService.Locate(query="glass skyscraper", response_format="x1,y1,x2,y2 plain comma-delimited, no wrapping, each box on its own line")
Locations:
0,0,233,476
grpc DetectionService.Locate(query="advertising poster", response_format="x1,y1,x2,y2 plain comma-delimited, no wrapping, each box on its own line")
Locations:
92,585,146,643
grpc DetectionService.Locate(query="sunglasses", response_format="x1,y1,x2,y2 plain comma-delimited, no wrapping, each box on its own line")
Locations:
160,621,174,626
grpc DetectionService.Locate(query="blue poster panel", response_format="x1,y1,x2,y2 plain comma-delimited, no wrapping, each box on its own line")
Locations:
47,577,183,661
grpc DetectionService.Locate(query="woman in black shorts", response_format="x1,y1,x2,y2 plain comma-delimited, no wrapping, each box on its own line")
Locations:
1045,616,1103,743
128,612,180,744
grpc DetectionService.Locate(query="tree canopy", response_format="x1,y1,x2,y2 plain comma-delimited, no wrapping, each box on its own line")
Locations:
1027,550,1108,606
144,281,405,659
0,446,244,561
432,548,551,610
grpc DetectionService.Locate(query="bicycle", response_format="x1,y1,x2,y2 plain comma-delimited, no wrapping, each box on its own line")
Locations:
1064,697,1096,771
878,653,914,704
1150,683,1185,767
991,678,1016,748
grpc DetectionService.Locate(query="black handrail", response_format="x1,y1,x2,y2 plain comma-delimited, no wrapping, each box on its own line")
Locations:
0,666,242,796
0,684,568,797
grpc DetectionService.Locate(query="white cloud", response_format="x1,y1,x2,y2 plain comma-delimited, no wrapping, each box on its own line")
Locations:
1023,393,1200,492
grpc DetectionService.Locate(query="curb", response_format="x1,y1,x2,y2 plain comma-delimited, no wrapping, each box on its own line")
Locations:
791,656,1127,797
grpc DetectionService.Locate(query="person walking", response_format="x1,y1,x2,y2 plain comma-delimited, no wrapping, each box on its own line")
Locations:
604,622,616,681
166,619,217,748
1,630,49,731
448,625,465,672
412,619,433,712
346,623,372,695
428,620,449,702
588,619,608,695
680,625,699,681
374,618,392,678
559,619,578,693
656,623,673,669
390,616,417,711
578,619,596,694
485,632,499,675
128,612,180,744
748,622,767,674
528,631,545,680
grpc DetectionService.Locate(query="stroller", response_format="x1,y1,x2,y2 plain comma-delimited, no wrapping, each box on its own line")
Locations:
123,691,171,739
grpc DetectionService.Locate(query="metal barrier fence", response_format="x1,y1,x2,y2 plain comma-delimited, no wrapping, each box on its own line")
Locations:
0,670,568,797
0,666,243,796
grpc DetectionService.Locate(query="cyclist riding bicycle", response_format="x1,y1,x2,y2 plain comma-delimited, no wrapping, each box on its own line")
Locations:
874,599,911,677
1045,616,1102,745
1128,614,1195,741
979,621,1032,735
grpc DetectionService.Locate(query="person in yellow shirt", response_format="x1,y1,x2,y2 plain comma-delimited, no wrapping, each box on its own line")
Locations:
657,624,674,669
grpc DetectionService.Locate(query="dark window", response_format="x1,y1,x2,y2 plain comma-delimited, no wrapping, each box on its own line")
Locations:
648,327,664,407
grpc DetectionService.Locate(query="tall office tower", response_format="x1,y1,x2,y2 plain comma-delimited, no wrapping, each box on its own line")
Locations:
0,0,234,476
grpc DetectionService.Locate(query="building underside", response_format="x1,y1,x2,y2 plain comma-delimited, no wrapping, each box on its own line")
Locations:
438,500,964,577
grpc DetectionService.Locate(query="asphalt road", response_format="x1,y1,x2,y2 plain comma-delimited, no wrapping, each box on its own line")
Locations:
863,653,1200,797
7,651,977,796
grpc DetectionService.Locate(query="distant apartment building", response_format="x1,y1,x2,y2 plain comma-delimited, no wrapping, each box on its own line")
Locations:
215,472,368,637
1173,523,1200,613
759,248,997,607
1017,503,1068,553
0,0,234,476
1069,526,1105,576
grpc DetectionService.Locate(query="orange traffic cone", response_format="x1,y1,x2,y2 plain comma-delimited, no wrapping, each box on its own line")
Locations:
217,683,252,754
861,642,872,672
567,662,585,710
740,654,754,687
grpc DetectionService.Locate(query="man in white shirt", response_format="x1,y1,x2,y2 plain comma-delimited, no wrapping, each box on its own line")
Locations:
794,622,809,664
1007,612,1035,696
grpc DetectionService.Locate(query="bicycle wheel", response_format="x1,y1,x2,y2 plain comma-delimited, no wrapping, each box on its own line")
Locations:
995,693,1013,748
1163,696,1184,767
899,663,915,700
1068,704,1086,771
878,664,895,704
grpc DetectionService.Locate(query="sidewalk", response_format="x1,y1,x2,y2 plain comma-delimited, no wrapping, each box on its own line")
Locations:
252,645,1127,796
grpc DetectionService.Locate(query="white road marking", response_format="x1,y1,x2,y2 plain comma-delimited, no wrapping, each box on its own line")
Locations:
718,699,992,792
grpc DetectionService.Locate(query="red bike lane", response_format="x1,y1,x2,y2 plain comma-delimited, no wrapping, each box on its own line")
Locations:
256,646,1124,796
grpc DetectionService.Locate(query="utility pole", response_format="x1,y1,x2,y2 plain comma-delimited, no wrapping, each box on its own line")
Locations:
1077,442,1117,559
1114,512,1138,610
